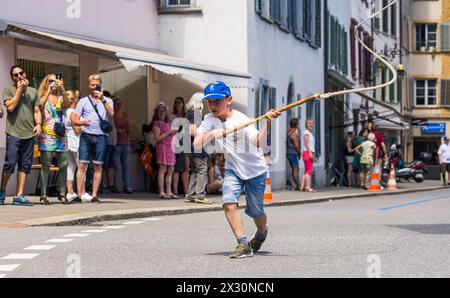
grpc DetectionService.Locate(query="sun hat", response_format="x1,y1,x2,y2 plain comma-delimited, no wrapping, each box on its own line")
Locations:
154,101,168,111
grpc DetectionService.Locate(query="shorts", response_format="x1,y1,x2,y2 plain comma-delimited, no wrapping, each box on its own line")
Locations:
302,151,314,176
79,133,107,165
441,163,450,173
287,154,299,168
104,145,117,169
174,153,186,172
3,135,34,174
222,169,267,219
345,156,355,164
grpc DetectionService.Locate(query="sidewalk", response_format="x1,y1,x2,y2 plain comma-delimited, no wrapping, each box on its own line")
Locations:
0,180,446,227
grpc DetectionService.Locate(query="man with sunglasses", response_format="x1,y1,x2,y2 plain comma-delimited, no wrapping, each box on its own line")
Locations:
0,66,42,206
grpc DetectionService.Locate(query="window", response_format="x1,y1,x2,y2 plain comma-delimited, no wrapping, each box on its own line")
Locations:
166,0,191,7
415,24,437,52
328,13,347,75
382,0,389,33
415,79,437,106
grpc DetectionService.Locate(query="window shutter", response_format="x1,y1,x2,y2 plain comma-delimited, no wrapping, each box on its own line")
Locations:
288,0,298,32
350,21,357,79
389,70,395,102
270,0,281,23
381,68,386,101
408,77,415,108
441,23,450,52
441,79,450,106
255,0,262,13
343,29,348,75
315,0,321,47
391,2,397,36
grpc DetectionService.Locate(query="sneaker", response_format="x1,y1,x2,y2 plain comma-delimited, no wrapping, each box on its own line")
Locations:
81,193,93,202
71,197,82,204
0,190,5,205
185,196,196,203
124,187,133,194
229,244,253,259
194,198,213,204
250,226,269,253
91,197,101,203
66,193,78,201
12,196,34,207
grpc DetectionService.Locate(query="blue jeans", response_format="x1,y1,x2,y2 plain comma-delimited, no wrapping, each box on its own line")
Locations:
79,133,107,165
222,169,267,219
114,144,131,188
104,145,117,169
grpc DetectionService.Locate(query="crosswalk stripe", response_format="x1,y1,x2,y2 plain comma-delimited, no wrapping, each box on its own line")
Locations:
1,254,39,260
0,274,6,278
0,265,20,272
46,239,74,243
103,226,126,230
64,233,90,237
82,230,108,233
143,218,163,221
123,221,144,225
25,245,56,251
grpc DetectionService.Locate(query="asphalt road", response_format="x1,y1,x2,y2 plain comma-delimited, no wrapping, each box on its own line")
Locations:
1,188,450,278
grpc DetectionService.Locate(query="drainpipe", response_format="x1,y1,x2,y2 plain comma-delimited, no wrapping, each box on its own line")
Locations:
323,0,329,167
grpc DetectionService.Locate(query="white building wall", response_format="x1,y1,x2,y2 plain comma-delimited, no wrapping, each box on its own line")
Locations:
247,1,325,189
0,0,159,50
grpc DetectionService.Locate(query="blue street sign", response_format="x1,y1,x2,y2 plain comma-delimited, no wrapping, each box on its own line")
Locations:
421,123,446,134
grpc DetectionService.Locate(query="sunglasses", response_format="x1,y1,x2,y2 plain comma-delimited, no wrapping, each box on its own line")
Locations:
48,80,55,84
12,71,24,78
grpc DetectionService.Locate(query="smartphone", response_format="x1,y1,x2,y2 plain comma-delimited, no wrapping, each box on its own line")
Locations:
56,73,62,81
95,85,102,92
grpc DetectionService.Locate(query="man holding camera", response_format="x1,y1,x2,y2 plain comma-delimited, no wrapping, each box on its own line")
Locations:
70,74,114,203
0,66,42,206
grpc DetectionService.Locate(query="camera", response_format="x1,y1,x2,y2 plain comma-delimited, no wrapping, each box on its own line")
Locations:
95,85,102,92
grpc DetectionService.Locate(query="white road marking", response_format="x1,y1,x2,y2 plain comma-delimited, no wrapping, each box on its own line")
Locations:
103,226,126,230
0,265,20,272
82,230,108,233
25,245,56,251
143,218,163,221
0,274,5,278
123,221,145,225
1,254,39,260
46,239,74,243
64,233,90,237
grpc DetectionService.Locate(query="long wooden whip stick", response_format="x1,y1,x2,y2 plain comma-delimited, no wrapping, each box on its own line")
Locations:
225,93,321,136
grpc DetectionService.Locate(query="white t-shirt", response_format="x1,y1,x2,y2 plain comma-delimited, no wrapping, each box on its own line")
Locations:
64,108,80,152
438,143,450,163
197,110,267,180
302,129,316,153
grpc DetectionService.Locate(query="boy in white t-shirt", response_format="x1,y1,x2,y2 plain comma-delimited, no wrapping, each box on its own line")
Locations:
438,136,450,186
194,81,280,259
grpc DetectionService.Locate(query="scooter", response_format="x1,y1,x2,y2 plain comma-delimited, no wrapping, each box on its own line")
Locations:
381,160,427,186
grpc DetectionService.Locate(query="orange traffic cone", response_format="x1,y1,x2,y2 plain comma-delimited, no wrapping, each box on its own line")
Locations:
387,163,398,191
368,161,381,192
264,171,273,204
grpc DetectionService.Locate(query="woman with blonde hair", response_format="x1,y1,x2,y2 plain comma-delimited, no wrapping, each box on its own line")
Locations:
37,74,71,205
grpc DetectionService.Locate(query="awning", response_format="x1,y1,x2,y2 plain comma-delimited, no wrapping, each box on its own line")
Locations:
0,20,252,88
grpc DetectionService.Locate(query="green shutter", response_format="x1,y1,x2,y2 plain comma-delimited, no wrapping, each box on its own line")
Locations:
391,3,397,36
389,71,395,102
381,69,386,101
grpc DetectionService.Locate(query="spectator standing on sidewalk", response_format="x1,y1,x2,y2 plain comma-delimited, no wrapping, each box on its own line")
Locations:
171,97,190,197
37,74,71,205
438,136,450,186
343,131,355,187
114,97,133,194
300,118,316,192
185,92,211,204
287,118,302,191
102,91,118,194
353,128,369,188
0,66,42,206
70,74,114,203
354,133,376,190
152,102,178,199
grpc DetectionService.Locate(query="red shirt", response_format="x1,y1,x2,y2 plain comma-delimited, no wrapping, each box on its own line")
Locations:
373,131,384,159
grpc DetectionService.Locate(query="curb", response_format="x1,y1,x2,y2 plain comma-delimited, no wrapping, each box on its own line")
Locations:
18,186,447,227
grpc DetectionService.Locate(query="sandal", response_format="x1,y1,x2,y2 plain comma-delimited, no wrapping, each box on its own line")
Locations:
40,197,51,205
306,188,317,193
58,195,71,205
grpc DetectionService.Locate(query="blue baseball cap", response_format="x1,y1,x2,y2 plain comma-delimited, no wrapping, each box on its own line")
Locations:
202,81,232,101
444,136,449,141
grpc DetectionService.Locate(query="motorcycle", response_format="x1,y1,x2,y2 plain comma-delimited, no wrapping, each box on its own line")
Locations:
381,159,428,187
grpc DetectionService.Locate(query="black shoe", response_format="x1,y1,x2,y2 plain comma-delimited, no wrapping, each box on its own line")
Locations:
91,197,101,203
71,197,82,204
40,197,51,205
250,226,269,253
58,195,71,205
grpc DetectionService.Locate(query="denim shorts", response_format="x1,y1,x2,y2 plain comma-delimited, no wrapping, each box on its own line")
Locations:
79,133,107,165
287,154,300,168
3,135,34,174
222,169,267,219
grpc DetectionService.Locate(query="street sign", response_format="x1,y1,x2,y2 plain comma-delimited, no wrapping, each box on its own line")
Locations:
421,123,446,134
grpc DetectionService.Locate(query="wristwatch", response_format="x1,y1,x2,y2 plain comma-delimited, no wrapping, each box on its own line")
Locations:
102,99,107,104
